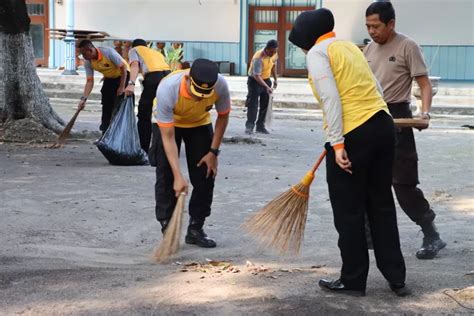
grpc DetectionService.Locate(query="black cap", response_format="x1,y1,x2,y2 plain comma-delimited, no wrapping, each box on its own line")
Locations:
265,39,278,49
289,8,335,51
132,39,147,47
189,59,219,98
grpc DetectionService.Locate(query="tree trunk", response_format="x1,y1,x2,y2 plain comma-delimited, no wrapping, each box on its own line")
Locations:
0,0,65,135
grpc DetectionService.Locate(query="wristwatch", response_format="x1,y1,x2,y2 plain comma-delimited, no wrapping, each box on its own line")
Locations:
422,112,431,119
80,96,87,102
209,148,220,157
128,80,135,86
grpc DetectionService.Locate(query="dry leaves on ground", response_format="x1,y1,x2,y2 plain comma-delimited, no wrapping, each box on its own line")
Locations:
177,259,240,274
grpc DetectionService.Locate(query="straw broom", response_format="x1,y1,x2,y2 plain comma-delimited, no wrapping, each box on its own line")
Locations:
243,150,327,254
50,108,82,149
153,192,186,262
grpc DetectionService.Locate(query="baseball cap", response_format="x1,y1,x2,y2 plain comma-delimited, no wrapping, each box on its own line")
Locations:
189,59,219,98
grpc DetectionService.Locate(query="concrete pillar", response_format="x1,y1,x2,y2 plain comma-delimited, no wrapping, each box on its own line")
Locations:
239,0,249,76
62,0,78,75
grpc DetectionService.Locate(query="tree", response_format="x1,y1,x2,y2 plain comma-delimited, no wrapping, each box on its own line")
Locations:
0,0,65,136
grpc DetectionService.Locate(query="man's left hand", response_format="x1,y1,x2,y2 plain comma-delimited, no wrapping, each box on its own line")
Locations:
197,152,218,178
273,80,278,90
418,112,431,130
124,84,134,96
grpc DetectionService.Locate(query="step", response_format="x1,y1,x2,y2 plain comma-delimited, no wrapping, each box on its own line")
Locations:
37,69,473,97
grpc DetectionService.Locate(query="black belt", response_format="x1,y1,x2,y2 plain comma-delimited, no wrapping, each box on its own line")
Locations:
387,102,411,119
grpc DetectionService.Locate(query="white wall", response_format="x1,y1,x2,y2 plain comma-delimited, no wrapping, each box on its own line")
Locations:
325,0,474,45
55,0,241,42
394,0,474,45
324,0,373,44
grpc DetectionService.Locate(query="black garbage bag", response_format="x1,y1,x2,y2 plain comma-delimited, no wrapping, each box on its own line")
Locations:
96,96,149,166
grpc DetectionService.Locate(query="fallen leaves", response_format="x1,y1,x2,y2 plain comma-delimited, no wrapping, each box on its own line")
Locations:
247,260,269,275
177,259,240,275
175,259,327,282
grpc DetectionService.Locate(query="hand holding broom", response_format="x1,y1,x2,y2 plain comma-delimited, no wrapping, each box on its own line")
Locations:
153,192,187,262
242,150,327,254
50,107,83,149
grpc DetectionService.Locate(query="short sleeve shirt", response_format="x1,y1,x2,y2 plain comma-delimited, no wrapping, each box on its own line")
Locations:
128,46,170,75
153,70,231,128
84,47,129,79
248,49,278,80
364,33,428,103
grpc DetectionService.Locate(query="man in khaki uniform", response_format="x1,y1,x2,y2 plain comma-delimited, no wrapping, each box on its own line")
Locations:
364,2,446,260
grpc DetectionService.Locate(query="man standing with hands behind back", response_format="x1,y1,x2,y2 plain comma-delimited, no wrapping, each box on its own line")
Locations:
364,2,446,259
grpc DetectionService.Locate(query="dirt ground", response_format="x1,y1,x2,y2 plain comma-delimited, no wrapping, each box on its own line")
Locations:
0,111,473,315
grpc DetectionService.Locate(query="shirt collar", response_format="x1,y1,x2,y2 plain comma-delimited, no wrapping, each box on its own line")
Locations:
95,48,103,61
316,31,336,45
179,74,193,99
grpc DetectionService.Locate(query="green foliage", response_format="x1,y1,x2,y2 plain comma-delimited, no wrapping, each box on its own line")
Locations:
165,47,183,65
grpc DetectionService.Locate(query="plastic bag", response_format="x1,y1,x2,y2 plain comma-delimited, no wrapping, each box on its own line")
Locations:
265,93,273,127
96,96,149,166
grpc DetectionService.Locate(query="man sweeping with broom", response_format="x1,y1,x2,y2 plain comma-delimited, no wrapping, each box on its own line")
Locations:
287,8,408,297
150,59,231,249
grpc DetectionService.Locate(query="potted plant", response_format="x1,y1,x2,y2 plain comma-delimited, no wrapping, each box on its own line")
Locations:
166,45,183,71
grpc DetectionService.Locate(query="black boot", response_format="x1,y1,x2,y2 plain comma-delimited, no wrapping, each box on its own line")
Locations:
159,219,169,235
389,283,411,297
256,126,270,134
416,221,446,259
185,219,216,248
318,279,365,297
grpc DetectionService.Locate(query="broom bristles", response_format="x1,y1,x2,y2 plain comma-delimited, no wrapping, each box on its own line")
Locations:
153,193,186,262
242,182,310,254
50,108,82,148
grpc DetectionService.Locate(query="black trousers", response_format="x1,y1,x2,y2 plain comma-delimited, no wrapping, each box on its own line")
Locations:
138,71,170,152
150,123,215,223
326,110,406,290
100,73,129,132
388,103,435,226
245,76,272,130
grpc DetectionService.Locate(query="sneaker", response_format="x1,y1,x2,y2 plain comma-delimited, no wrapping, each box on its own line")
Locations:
416,237,447,259
245,128,254,135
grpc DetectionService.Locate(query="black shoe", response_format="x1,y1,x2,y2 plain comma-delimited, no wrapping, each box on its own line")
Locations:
159,219,169,235
245,128,253,135
185,227,216,248
256,127,270,134
389,283,411,297
318,279,365,297
416,237,447,259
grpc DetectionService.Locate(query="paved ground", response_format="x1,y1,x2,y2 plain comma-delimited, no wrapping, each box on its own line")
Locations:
0,103,473,315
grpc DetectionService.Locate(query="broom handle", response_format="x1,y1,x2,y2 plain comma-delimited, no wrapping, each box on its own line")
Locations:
60,108,82,136
310,150,327,175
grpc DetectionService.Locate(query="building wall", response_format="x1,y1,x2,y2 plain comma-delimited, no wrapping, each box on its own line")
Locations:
326,0,474,45
49,0,474,80
422,45,474,81
182,42,240,74
326,0,474,81
248,0,318,5
54,0,241,43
